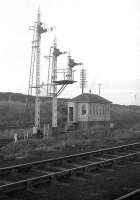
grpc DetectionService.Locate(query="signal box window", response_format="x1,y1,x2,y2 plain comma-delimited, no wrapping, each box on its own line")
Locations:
93,104,95,115
82,104,86,115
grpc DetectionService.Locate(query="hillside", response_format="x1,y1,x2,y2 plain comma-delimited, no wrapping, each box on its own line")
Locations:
0,92,68,129
111,104,140,128
0,92,139,129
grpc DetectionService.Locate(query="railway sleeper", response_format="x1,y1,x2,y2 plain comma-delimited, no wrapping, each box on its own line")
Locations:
124,149,137,153
11,166,32,174
92,152,103,157
112,158,125,165
116,152,129,156
71,175,87,182
100,153,118,159
66,158,77,163
17,167,33,174
72,167,86,176
124,156,136,162
55,173,71,181
32,163,46,169
0,169,11,175
105,149,117,155
83,155,98,161
124,154,139,161
86,164,99,172
133,147,140,151
101,160,113,168
110,150,120,155
93,161,109,169
8,169,19,176
28,176,53,189
0,181,26,194
80,160,94,165
112,154,138,165
79,155,91,160
51,160,64,166
32,165,49,172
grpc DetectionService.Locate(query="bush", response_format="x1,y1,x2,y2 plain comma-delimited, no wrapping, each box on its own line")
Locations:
1,139,39,156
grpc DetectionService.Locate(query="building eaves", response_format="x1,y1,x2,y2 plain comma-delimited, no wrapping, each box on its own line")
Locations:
71,93,112,104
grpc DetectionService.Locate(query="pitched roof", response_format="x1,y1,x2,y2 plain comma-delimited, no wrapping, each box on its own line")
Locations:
71,93,112,104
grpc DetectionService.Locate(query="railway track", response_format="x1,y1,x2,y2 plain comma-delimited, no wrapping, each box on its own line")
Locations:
114,188,140,200
1,142,140,199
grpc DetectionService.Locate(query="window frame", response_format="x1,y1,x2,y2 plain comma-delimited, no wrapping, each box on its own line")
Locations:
81,103,86,115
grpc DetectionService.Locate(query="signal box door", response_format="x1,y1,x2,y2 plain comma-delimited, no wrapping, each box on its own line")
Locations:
69,107,73,121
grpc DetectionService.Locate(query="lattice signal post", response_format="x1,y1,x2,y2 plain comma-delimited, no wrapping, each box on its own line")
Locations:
51,39,66,132
28,8,53,135
45,44,82,135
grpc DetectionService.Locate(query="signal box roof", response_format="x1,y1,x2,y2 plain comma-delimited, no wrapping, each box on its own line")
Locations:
71,93,112,104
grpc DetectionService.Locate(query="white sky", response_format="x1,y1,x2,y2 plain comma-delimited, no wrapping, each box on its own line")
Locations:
0,0,139,105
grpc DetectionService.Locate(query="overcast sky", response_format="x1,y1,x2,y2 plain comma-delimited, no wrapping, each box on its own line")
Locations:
0,0,139,105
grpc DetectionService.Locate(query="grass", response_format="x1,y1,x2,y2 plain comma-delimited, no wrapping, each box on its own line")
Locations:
0,126,135,158
1,122,140,160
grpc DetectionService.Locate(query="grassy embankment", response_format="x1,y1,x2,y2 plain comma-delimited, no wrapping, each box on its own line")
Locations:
1,125,140,160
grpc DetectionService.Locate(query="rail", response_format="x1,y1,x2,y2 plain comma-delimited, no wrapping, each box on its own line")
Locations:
0,141,140,194
114,188,140,200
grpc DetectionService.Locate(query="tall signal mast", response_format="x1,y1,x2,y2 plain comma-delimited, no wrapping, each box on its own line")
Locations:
45,44,82,135
28,8,53,134
51,39,67,134
52,39,58,131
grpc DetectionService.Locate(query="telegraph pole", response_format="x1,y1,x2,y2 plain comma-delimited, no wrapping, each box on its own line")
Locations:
80,67,86,94
98,83,102,96
134,94,137,105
